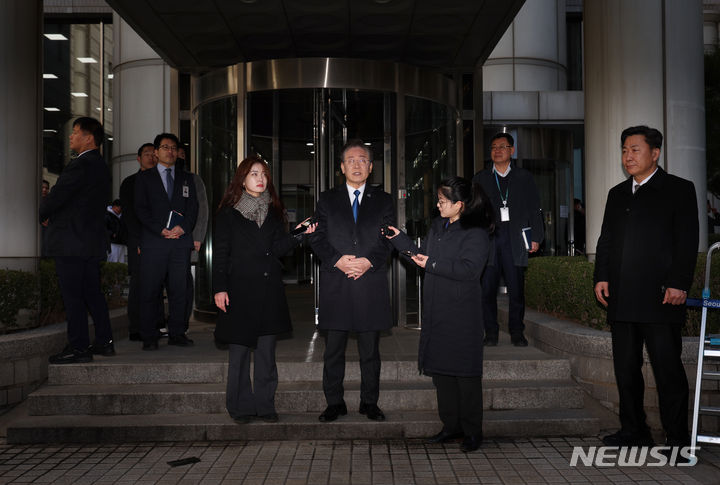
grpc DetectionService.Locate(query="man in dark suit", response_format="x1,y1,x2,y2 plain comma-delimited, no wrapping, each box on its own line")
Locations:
310,139,395,422
39,117,115,364
473,132,544,347
594,125,699,449
119,142,156,341
135,133,198,350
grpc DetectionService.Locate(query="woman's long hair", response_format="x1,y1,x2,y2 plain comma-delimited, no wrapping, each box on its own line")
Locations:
438,176,495,232
217,156,285,222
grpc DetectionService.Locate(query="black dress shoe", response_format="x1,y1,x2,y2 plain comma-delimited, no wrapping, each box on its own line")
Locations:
359,402,386,421
129,333,142,342
142,340,159,351
511,333,528,347
168,334,194,347
460,435,483,452
484,334,498,346
232,415,253,424
602,430,654,447
49,346,93,364
89,341,116,357
318,402,348,422
258,413,279,423
425,430,464,444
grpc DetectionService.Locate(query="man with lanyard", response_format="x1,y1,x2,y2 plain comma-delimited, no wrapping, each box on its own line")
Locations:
472,132,544,347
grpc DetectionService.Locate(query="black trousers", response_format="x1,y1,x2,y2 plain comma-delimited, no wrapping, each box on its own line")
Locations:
323,330,381,406
184,265,194,331
432,374,484,436
54,256,113,350
611,320,689,443
126,244,140,334
482,228,526,336
226,335,278,418
138,246,191,341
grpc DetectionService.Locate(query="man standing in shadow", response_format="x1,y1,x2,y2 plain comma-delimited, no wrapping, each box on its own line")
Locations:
40,117,115,363
310,139,395,423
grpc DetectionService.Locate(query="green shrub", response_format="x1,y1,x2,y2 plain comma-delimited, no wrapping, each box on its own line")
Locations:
0,269,37,330
0,260,128,334
526,254,720,336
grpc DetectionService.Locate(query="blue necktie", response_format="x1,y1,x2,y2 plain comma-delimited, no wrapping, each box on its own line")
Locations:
352,189,360,222
165,168,174,200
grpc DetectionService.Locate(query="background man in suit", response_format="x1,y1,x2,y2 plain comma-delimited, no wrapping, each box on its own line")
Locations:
310,139,395,423
594,125,698,449
135,133,198,350
473,132,544,347
177,144,209,330
119,142,156,341
39,117,114,364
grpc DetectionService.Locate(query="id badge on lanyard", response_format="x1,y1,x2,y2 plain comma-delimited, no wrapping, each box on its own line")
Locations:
500,203,510,222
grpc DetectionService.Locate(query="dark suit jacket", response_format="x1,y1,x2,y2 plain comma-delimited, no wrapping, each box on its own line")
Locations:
473,164,544,267
310,185,395,331
134,165,198,249
213,207,299,347
594,167,699,324
39,149,110,259
119,171,140,249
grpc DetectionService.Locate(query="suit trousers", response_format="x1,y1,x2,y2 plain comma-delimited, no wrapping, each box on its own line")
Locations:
323,330,381,406
482,228,526,336
226,335,278,418
611,320,689,443
138,246,190,341
432,374,484,436
184,265,194,331
54,256,113,350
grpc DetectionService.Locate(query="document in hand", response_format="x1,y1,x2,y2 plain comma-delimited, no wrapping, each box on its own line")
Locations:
521,227,532,250
166,210,184,229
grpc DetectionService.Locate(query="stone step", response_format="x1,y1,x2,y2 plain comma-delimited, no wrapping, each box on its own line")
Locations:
6,408,600,444
46,357,571,385
27,379,584,416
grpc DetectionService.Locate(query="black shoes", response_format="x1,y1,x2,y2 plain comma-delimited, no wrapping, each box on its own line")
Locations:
89,341,115,357
233,415,253,424
319,402,348,422
168,334,194,347
426,430,464,444
511,333,528,347
601,430,654,447
359,402,386,421
461,435,483,452
49,346,93,364
142,339,159,351
483,333,498,346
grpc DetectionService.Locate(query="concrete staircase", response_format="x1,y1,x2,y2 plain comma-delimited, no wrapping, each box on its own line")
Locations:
7,327,602,443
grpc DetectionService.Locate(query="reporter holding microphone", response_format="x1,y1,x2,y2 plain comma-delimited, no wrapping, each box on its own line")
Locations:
385,176,493,452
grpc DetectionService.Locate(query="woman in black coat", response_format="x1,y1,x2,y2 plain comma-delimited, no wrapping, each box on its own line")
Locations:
386,176,493,453
213,156,315,424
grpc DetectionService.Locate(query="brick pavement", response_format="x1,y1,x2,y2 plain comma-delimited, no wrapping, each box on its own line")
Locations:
0,438,718,485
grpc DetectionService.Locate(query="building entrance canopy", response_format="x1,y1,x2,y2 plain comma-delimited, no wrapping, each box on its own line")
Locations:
106,0,524,72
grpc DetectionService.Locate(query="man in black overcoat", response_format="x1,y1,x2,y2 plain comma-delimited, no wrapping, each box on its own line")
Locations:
594,125,699,449
472,132,544,346
39,117,115,363
119,142,156,341
135,133,198,350
310,139,395,422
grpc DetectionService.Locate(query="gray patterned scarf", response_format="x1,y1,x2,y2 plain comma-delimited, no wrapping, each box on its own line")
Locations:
234,190,271,227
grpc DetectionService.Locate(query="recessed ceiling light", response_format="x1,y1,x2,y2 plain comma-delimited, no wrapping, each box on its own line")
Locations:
306,142,313,146
77,57,97,63
95,107,102,111
44,107,60,111
43,73,58,79
43,129,58,133
71,92,88,97
108,137,114,141
364,142,371,145
44,34,68,41
107,73,114,79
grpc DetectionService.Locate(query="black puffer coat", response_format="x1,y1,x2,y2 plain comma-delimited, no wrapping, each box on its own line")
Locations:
212,207,300,347
391,217,489,377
